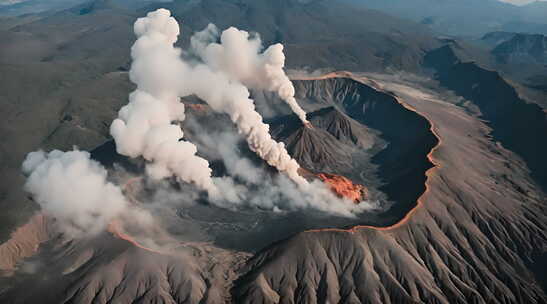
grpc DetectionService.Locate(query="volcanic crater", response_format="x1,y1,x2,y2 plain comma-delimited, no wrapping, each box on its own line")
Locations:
80,74,439,253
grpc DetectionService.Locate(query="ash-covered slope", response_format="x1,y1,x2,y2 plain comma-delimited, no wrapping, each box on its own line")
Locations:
306,107,375,150
425,45,547,192
0,225,250,304
233,74,547,304
275,125,354,173
269,107,377,173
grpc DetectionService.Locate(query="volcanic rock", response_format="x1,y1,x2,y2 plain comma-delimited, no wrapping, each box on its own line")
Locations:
270,106,376,173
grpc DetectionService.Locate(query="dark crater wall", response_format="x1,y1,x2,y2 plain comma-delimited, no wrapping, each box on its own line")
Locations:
291,77,439,225
426,52,547,193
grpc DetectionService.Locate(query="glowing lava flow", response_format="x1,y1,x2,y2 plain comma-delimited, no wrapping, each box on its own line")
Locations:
317,173,368,203
107,178,163,253
107,221,162,254
185,103,209,113
299,73,442,234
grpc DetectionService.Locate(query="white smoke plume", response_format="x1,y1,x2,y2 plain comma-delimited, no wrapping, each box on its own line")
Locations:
110,9,218,196
191,24,309,125
184,64,309,186
22,150,153,238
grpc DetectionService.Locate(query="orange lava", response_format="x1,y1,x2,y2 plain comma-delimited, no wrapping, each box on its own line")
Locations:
112,178,164,253
107,221,161,254
299,73,442,234
185,103,209,112
317,173,368,203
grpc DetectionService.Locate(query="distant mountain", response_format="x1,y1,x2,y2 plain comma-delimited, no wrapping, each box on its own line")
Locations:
518,0,547,20
344,0,547,37
0,0,163,16
491,33,547,64
145,0,439,71
0,0,88,16
481,31,518,48
476,31,547,87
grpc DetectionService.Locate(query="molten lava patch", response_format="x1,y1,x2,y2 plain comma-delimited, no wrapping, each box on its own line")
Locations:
185,103,209,113
317,173,368,203
107,221,161,254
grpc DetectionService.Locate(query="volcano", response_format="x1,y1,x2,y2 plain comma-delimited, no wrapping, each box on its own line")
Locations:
0,71,545,304
0,1,546,303
270,106,377,173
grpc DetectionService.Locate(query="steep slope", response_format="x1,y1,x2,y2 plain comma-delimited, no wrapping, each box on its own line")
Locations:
0,225,250,304
276,125,354,172
269,107,377,173
307,107,375,150
425,45,547,192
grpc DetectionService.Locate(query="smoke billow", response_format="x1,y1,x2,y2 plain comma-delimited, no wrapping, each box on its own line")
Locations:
110,9,218,195
191,24,309,125
22,150,153,237
123,8,308,187
185,64,308,186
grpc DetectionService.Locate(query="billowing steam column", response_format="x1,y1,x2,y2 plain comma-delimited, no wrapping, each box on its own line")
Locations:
110,9,218,195
112,9,309,190
184,26,309,186
191,24,309,125
187,64,308,186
